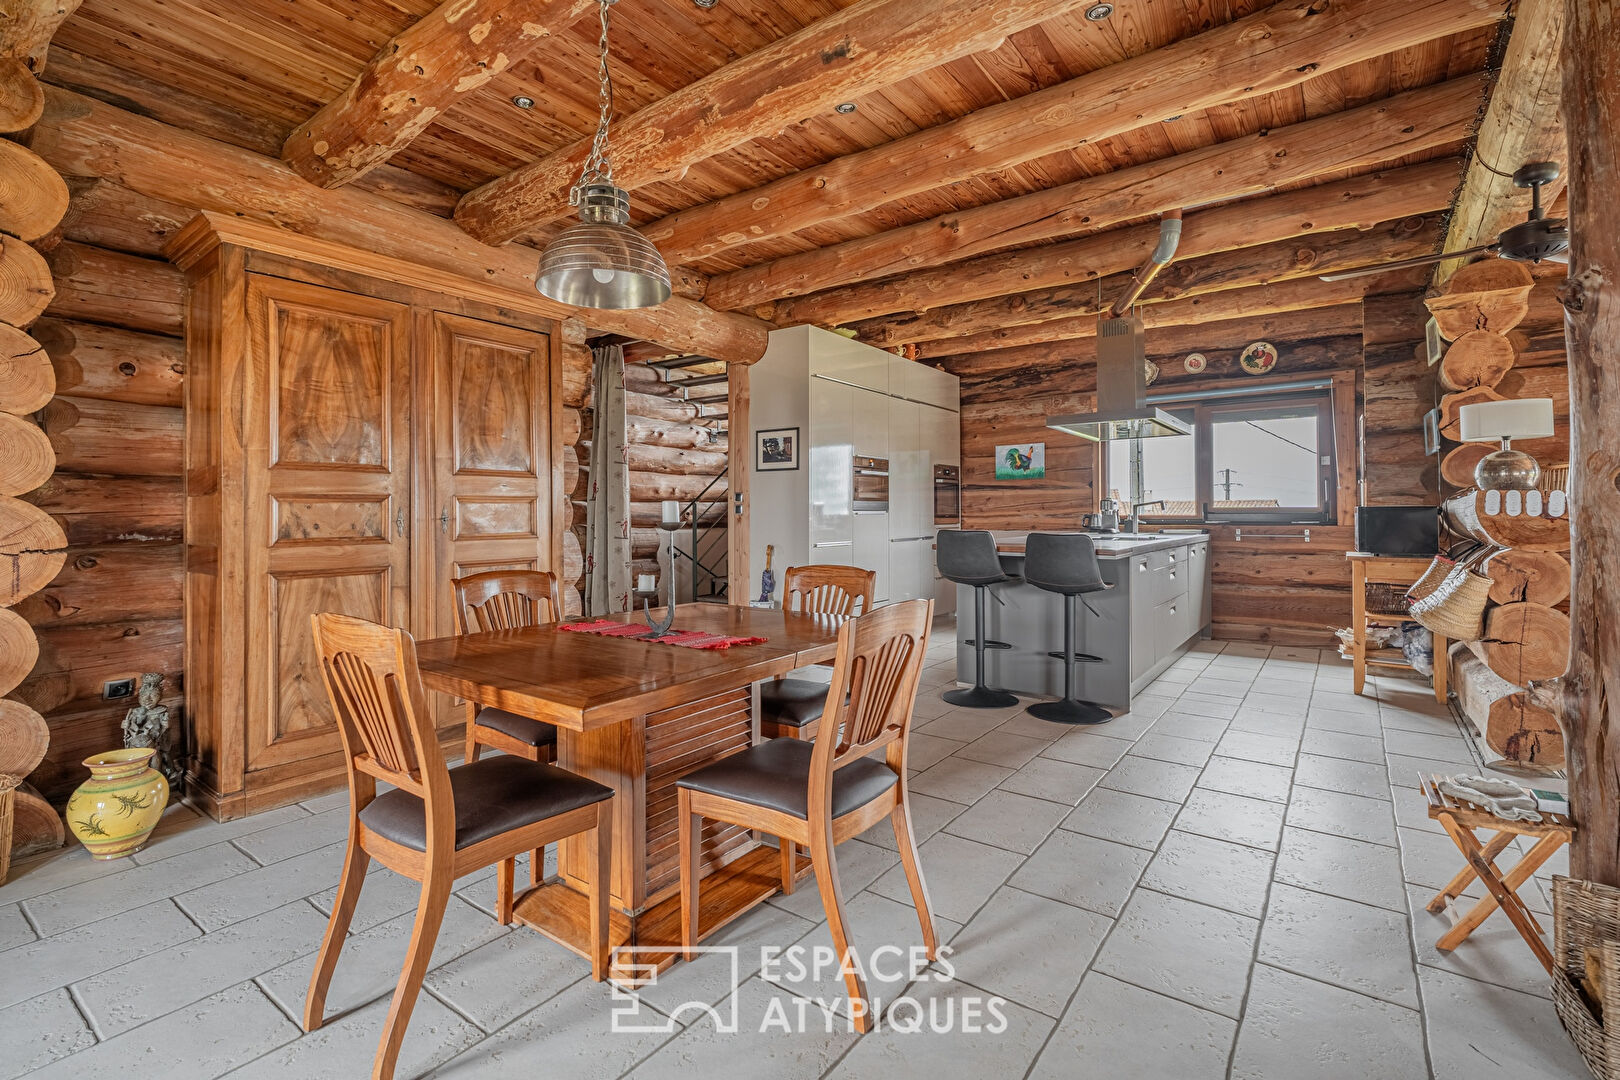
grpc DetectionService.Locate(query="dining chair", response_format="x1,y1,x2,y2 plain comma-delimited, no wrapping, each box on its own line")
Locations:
759,564,876,741
677,598,937,1032
451,569,564,765
305,612,613,1080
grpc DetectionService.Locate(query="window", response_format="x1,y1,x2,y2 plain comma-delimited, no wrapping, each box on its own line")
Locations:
1104,390,1337,524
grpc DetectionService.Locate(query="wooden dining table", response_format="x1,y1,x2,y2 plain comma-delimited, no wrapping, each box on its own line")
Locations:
415,603,844,977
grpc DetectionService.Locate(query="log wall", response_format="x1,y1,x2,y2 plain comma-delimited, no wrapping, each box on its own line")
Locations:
940,304,1368,645
15,115,597,803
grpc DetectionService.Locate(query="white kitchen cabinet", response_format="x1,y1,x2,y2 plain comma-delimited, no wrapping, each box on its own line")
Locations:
921,401,959,467
748,325,958,606
806,374,854,565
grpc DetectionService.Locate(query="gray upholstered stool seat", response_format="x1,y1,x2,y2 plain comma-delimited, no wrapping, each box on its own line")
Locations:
936,529,1019,709
1022,531,1114,725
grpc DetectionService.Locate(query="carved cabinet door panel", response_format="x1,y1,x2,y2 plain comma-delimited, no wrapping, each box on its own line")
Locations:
242,275,414,771
424,311,555,636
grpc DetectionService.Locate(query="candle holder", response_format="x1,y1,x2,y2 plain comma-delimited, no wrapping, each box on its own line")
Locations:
640,520,681,638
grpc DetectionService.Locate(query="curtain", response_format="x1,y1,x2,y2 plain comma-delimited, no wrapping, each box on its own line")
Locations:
584,344,633,616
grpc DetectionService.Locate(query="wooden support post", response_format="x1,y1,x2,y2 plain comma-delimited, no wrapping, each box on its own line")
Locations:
727,363,749,606
1561,0,1620,887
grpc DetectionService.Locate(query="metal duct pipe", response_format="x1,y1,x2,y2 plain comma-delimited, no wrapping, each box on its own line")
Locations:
1109,209,1183,317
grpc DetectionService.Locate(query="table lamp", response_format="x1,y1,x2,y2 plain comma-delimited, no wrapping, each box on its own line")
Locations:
1457,398,1555,490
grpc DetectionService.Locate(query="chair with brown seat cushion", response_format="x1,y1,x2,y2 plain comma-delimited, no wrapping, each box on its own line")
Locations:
305,613,612,1080
451,570,564,884
678,599,937,1032
759,564,875,740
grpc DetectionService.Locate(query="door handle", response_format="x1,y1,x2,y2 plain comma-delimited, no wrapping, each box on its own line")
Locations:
439,507,449,534
394,510,405,537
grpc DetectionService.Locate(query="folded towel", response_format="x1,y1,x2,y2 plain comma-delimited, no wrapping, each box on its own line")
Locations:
1438,774,1543,823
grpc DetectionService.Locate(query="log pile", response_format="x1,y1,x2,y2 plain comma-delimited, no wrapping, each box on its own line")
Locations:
0,20,72,864
1427,259,1572,767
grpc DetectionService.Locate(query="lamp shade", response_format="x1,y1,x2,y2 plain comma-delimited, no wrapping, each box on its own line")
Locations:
1457,398,1555,442
536,184,672,310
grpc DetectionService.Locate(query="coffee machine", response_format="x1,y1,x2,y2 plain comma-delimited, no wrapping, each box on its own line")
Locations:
1083,497,1120,533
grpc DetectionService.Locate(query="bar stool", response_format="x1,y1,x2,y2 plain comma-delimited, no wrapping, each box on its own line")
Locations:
936,529,1019,708
1023,532,1113,725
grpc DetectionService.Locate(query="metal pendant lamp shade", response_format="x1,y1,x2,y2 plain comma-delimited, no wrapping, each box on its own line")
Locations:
537,183,672,309
534,0,671,310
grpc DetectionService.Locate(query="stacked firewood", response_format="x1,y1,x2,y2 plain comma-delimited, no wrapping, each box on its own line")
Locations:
1427,259,1570,767
0,6,82,867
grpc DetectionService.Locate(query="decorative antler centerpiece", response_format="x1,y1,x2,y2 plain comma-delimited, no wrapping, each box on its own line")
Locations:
639,500,682,638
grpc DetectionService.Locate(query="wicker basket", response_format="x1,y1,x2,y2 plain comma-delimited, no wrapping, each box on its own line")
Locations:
1409,550,1491,640
1553,875,1620,1079
1364,581,1412,617
1405,555,1455,606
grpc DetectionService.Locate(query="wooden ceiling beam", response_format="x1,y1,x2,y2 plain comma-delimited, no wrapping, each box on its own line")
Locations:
453,0,1101,246
704,75,1487,313
870,214,1443,352
776,159,1462,330
645,0,1504,266
0,0,82,74
32,86,770,361
923,267,1431,366
283,0,593,188
1433,0,1566,288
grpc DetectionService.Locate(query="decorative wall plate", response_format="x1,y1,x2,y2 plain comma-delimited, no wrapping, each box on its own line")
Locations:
1184,353,1207,374
1239,341,1278,375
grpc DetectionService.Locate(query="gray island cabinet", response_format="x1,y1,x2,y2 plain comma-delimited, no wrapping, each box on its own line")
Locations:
953,531,1211,709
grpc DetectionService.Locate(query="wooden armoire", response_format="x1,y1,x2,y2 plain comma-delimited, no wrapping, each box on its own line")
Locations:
169,215,564,820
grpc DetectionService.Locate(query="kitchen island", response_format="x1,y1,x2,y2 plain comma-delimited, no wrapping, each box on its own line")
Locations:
955,531,1211,708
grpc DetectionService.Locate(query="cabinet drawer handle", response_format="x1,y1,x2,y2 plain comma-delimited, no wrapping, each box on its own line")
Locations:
813,540,853,548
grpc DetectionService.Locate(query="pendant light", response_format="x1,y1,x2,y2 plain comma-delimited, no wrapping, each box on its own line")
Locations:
536,0,672,309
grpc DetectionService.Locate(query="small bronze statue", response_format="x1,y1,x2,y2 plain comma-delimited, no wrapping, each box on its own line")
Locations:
122,673,181,786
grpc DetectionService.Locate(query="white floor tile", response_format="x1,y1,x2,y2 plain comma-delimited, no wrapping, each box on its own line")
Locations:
1010,831,1150,918
1093,889,1258,1019
1061,788,1180,851
1419,967,1588,1080
1259,883,1420,1008
1029,973,1234,1080
1231,964,1424,1080
942,790,1068,856
0,900,199,1009
869,833,1021,925
0,988,96,1080
1140,829,1275,918
22,844,259,936
946,886,1110,1017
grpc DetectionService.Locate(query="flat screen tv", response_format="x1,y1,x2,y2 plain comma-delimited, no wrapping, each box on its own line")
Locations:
1355,506,1439,556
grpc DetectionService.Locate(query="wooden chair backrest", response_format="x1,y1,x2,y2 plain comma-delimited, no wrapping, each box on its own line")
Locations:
783,565,875,618
310,612,450,818
810,598,933,794
451,569,563,634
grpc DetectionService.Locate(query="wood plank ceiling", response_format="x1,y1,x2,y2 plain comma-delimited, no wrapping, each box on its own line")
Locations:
47,0,1510,362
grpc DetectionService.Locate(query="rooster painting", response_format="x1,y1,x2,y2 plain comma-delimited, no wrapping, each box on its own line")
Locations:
995,443,1045,480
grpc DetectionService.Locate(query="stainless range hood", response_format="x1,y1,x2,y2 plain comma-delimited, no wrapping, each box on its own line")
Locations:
1046,315,1192,441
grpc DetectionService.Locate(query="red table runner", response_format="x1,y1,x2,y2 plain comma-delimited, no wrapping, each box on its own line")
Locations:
558,619,767,650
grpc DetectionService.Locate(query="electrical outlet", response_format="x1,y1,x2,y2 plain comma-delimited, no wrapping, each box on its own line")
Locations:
103,678,136,701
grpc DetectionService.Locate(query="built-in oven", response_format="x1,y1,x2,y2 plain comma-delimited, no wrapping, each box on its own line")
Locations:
852,455,890,513
933,464,961,526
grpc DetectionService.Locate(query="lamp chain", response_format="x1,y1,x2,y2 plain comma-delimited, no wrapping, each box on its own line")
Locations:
571,0,618,205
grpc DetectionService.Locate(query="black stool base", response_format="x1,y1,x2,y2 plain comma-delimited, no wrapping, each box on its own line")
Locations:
945,685,1020,709
963,639,1013,650
1046,649,1105,663
1026,698,1113,725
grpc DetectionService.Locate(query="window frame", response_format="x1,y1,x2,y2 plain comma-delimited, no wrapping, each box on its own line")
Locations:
1103,388,1340,526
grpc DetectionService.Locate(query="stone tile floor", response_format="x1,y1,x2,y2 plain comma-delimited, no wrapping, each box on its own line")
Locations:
0,625,1591,1079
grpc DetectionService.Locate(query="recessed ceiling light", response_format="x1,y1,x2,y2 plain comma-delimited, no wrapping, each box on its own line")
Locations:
834,102,857,114
512,95,535,109
1084,2,1114,20
692,0,718,7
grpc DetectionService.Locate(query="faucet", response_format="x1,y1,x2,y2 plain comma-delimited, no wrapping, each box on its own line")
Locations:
1128,500,1167,535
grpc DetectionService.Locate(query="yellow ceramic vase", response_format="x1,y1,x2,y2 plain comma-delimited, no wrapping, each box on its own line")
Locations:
66,748,170,860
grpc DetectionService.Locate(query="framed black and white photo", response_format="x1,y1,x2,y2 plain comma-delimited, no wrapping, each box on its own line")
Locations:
755,427,800,471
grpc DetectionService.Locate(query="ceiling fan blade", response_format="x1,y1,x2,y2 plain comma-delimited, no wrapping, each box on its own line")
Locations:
1317,242,1499,282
